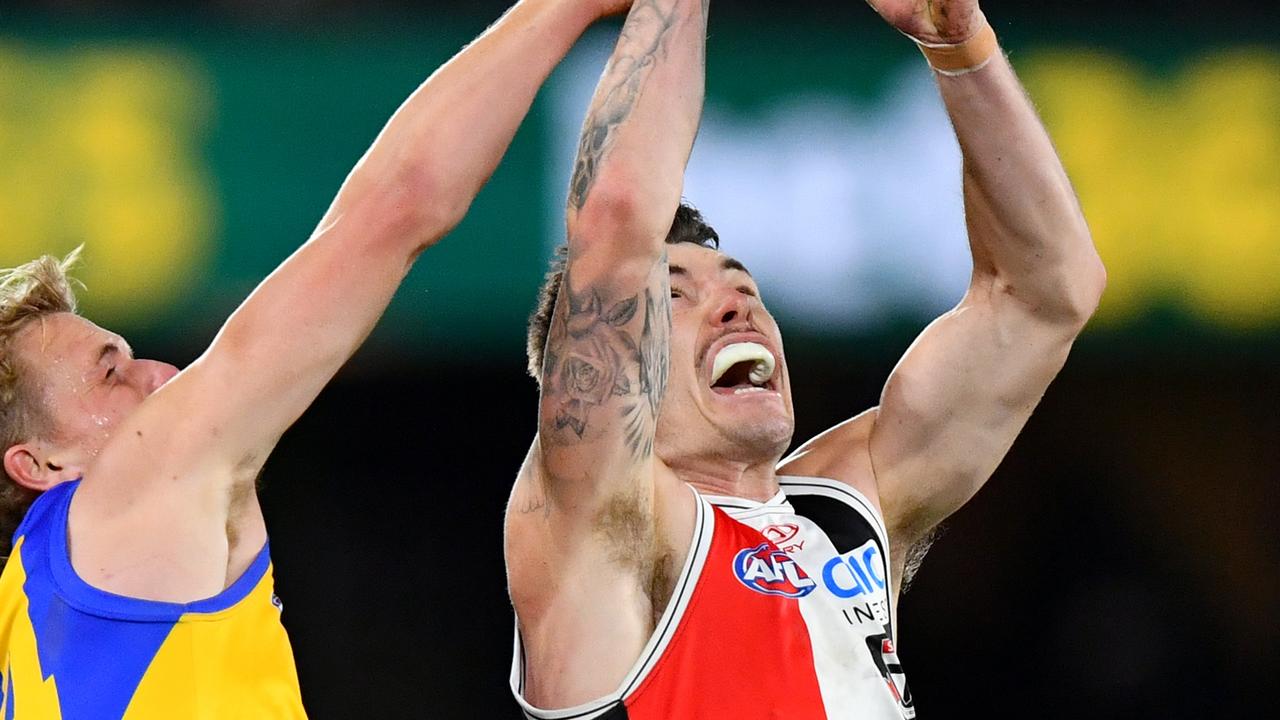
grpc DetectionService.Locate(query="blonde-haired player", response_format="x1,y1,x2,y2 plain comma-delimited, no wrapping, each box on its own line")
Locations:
0,1,631,717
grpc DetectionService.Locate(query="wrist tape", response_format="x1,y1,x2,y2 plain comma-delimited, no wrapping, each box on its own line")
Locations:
916,20,999,77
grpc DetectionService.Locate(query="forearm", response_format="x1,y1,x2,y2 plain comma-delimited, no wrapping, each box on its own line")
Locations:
333,0,600,247
182,2,600,479
937,47,1105,321
567,0,708,256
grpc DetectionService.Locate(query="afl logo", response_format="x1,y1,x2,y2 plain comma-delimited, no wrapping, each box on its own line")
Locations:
733,543,817,598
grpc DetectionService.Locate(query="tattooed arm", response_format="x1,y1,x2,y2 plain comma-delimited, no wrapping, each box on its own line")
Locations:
519,0,708,528
503,5,707,704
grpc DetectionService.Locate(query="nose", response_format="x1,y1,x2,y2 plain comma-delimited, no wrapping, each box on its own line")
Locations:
710,287,753,328
132,359,180,395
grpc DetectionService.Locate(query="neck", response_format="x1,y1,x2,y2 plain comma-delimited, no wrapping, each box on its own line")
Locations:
665,453,780,503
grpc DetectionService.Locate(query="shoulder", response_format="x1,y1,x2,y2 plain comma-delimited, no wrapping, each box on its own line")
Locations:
10,480,76,548
776,408,880,513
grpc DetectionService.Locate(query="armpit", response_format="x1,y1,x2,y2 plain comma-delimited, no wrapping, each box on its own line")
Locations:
898,524,945,595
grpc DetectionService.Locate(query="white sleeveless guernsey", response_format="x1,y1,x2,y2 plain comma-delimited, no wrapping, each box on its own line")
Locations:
511,475,915,719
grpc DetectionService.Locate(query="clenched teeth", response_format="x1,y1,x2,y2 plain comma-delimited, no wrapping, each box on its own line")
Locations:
711,342,777,386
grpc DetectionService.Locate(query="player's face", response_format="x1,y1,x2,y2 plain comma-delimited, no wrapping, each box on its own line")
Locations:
12,312,178,463
655,244,795,466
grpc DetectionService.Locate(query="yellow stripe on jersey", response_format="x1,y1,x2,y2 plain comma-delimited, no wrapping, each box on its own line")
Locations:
123,564,305,719
0,538,65,718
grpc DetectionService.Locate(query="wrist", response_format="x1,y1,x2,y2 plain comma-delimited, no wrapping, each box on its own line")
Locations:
577,0,628,25
523,0,598,32
914,16,999,77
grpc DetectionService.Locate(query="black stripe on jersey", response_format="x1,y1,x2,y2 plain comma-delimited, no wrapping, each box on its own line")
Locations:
782,480,887,542
786,493,880,555
526,702,627,720
522,700,625,720
787,486,898,631
518,639,526,694
597,703,628,719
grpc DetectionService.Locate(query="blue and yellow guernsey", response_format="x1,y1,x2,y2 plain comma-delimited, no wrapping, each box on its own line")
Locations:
0,481,307,719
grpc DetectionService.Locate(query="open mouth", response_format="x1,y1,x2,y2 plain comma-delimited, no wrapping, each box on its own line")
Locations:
709,342,778,396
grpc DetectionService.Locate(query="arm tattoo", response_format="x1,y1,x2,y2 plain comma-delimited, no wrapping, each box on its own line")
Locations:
515,481,551,518
541,257,671,463
568,0,681,210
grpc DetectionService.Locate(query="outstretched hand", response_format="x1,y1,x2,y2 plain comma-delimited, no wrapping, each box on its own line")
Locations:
863,0,984,45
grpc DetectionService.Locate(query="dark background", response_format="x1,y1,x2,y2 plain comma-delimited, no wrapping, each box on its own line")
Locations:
5,1,1280,718
258,353,1280,718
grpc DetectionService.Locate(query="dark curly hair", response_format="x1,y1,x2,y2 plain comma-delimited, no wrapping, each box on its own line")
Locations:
525,202,720,382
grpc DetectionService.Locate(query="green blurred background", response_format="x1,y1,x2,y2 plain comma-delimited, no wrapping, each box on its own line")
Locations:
2,1,1277,717
6,2,1279,356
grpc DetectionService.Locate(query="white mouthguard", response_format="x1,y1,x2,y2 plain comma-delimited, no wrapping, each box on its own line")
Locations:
711,342,776,386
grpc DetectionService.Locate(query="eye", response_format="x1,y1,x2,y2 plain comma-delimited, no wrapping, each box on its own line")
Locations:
105,366,117,381
737,286,757,298
670,287,685,299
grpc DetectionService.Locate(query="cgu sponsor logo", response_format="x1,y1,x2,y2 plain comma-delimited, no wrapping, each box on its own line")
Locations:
822,539,886,599
732,542,817,598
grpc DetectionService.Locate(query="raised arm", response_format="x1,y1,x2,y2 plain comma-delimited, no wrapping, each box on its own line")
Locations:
79,0,613,593
783,1,1105,577
527,0,708,527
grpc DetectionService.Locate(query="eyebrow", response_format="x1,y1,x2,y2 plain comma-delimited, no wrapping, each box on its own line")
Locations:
97,341,133,364
668,259,753,279
722,257,752,277
96,343,120,364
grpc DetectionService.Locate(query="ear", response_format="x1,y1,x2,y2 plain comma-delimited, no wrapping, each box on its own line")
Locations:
3,443,70,492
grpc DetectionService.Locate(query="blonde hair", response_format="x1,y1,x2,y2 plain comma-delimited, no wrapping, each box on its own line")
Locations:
0,248,81,553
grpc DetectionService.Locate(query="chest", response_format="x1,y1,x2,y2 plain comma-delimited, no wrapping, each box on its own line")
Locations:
726,499,895,636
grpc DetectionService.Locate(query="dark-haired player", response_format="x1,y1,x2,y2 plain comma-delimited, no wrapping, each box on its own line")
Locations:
506,0,1104,717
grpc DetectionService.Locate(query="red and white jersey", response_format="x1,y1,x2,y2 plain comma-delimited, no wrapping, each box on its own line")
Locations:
510,475,915,719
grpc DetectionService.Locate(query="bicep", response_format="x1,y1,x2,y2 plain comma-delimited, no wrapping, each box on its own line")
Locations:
870,284,1079,542
536,247,670,516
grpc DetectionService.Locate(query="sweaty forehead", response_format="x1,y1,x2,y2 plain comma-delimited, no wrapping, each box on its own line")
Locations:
13,313,123,369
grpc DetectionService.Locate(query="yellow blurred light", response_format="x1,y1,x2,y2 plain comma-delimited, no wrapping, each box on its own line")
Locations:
0,43,215,324
1023,49,1280,328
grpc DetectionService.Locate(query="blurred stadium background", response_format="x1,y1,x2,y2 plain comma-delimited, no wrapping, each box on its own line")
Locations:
2,0,1277,716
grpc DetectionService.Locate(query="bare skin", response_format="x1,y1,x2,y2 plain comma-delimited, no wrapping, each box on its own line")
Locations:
506,0,1105,712
506,0,709,707
3,0,624,604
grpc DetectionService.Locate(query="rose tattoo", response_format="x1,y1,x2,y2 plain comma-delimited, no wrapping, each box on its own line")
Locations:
544,285,641,439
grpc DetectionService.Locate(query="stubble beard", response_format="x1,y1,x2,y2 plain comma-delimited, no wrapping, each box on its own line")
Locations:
719,414,793,466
